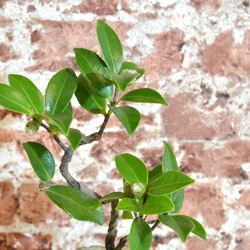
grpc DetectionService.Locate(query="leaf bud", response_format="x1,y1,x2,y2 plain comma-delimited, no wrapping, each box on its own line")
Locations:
120,69,137,76
25,120,40,136
131,183,146,198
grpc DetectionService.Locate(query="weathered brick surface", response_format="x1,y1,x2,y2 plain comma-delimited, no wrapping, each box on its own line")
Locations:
0,232,52,250
0,0,250,249
0,181,18,226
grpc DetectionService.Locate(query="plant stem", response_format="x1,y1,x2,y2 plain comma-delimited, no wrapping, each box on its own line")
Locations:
115,235,129,250
59,147,80,190
151,219,160,231
98,89,119,135
106,200,119,250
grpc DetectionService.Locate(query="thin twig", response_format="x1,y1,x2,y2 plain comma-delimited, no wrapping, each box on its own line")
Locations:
147,219,158,225
151,220,160,231
115,234,129,250
40,122,68,151
106,200,119,250
98,89,119,135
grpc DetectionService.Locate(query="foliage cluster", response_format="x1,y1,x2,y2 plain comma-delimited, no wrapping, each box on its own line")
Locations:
0,20,206,249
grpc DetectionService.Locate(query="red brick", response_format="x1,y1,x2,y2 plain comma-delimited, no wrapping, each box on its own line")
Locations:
182,183,225,230
18,183,70,226
0,232,52,250
189,0,221,10
66,0,118,15
179,139,250,179
0,43,19,62
141,29,185,81
0,181,18,226
161,92,232,140
201,30,250,76
25,20,131,72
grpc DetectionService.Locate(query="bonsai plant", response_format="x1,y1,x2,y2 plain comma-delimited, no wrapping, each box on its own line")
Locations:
0,20,206,250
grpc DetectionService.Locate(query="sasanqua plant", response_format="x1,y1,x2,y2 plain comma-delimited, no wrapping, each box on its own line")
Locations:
0,20,206,250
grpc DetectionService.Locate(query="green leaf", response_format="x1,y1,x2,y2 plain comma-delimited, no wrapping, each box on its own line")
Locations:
74,48,114,101
75,74,106,114
148,170,195,196
158,214,195,243
99,192,126,202
162,142,178,173
162,143,185,214
0,84,32,115
129,218,152,250
122,211,134,219
168,189,184,214
115,154,148,186
119,61,145,80
180,215,207,241
85,73,114,101
8,74,44,114
45,68,77,115
23,142,55,182
140,195,174,215
106,67,139,92
109,105,141,137
97,20,123,73
48,113,73,135
116,198,140,212
65,128,82,151
148,165,163,188
44,186,104,225
120,88,168,106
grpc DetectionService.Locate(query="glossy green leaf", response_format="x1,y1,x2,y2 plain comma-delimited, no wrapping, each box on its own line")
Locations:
162,142,178,173
65,128,82,151
148,170,195,196
120,88,168,106
74,48,114,101
148,165,163,188
48,113,73,135
23,142,55,182
99,192,126,202
158,214,195,243
63,102,73,114
115,154,148,186
129,218,152,250
122,211,134,219
168,189,184,214
0,84,32,115
85,73,114,101
116,198,140,212
109,105,141,137
8,74,44,114
119,61,145,80
44,186,104,225
162,143,185,214
75,74,106,114
140,195,174,215
45,68,77,115
96,20,123,73
180,215,207,241
106,67,139,92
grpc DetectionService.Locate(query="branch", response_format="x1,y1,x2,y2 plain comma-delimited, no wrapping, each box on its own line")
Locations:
40,122,67,151
59,147,81,190
151,220,160,231
115,234,129,250
98,89,119,136
106,200,119,250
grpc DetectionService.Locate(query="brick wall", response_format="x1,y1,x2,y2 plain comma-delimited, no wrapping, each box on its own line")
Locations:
0,0,250,249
